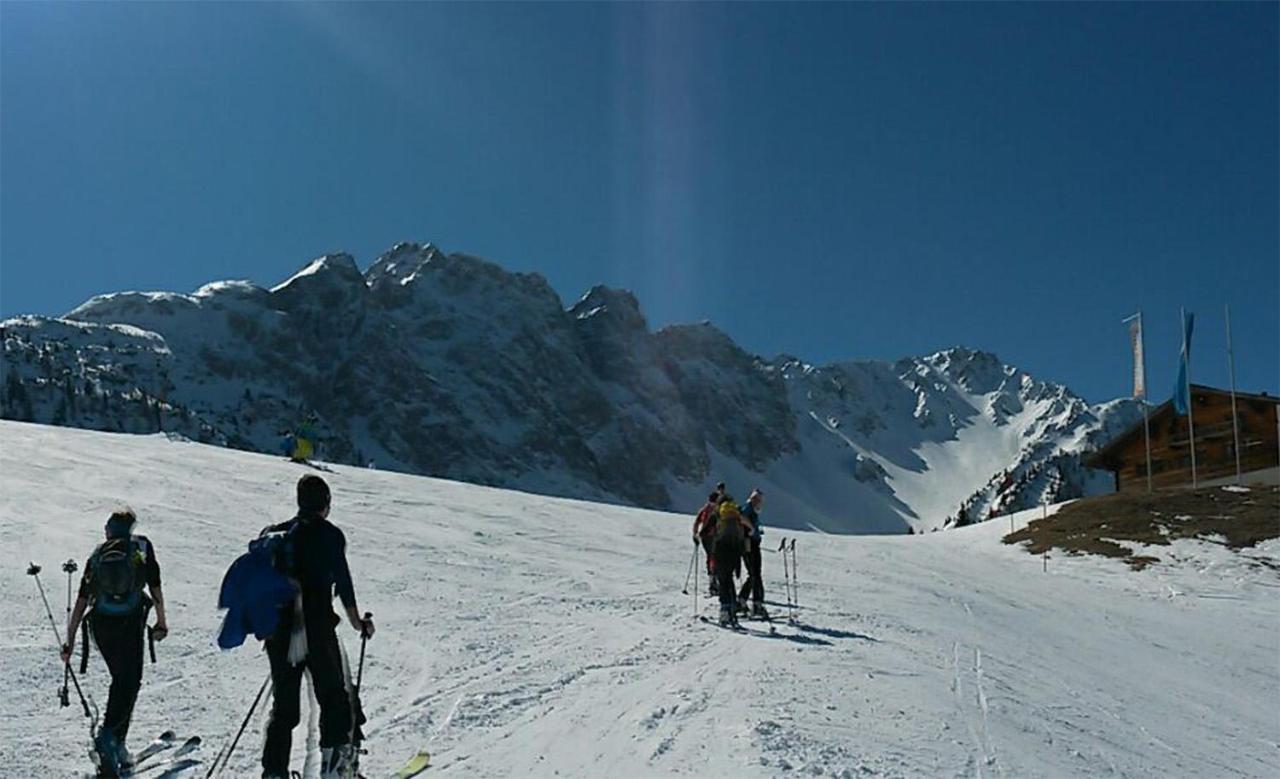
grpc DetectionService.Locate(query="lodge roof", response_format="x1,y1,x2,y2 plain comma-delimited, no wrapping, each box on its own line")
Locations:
1086,384,1278,470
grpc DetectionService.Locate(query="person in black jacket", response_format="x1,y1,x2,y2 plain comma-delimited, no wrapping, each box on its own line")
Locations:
61,509,168,777
260,475,375,779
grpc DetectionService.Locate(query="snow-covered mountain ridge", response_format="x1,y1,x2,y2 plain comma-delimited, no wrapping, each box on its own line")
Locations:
0,243,1141,532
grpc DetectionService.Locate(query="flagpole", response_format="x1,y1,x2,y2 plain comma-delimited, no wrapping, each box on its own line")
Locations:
1182,307,1198,488
1226,304,1242,485
1140,311,1152,493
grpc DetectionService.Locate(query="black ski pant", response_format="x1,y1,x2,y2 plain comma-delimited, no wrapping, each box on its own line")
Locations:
713,537,742,610
738,539,764,606
91,611,145,746
262,627,355,777
700,536,715,578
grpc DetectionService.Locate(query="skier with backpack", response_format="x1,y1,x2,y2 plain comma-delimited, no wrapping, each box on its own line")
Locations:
712,497,753,627
691,492,720,596
258,474,374,779
60,508,168,777
736,489,769,619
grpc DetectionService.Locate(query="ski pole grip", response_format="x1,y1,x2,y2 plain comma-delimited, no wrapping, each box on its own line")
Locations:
361,611,372,638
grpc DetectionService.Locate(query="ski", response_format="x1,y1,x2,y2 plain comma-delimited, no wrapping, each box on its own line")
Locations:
698,615,746,632
128,731,178,768
741,615,778,634
699,615,780,637
131,757,200,772
133,758,201,778
83,730,182,779
128,736,202,777
391,748,432,778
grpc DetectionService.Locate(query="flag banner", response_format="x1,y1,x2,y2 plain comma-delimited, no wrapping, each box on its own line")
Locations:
1173,311,1195,415
1128,315,1145,399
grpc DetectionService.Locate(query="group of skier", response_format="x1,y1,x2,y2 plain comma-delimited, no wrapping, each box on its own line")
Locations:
48,472,774,776
692,481,769,627
53,474,373,779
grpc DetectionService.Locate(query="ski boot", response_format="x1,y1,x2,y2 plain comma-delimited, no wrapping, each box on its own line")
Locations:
115,742,133,772
93,729,121,778
320,744,358,779
718,604,733,626
750,602,770,620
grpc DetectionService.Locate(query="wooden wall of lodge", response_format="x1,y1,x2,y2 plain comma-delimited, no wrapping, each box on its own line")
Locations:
1113,394,1279,491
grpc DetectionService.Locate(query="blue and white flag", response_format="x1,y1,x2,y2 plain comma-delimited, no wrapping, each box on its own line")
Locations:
1172,311,1195,415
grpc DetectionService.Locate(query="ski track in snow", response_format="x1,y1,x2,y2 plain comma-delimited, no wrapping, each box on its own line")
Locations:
2,421,1278,777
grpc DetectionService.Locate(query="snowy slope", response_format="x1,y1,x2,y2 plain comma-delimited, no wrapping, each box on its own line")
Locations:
1,243,1142,535
3,421,1276,777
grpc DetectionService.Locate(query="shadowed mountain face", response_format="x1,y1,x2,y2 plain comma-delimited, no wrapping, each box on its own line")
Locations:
0,243,1140,533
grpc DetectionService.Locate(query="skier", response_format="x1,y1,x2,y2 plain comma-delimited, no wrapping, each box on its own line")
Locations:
291,414,317,462
60,509,168,777
279,430,296,459
260,474,374,779
712,497,750,627
691,492,720,595
736,489,768,619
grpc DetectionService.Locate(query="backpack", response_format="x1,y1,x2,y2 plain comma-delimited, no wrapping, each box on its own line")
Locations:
216,522,300,650
252,522,299,576
695,505,717,538
90,537,147,617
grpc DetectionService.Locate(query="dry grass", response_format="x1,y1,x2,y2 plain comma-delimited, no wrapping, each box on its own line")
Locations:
1002,485,1280,571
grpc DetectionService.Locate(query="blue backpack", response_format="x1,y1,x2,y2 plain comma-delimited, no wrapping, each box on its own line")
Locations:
216,525,299,649
89,537,147,617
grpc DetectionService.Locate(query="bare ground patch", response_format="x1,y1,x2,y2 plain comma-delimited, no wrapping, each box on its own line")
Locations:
1002,486,1280,570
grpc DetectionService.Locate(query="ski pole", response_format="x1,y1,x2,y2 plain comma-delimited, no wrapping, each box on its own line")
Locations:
206,672,270,778
693,548,699,617
790,539,798,612
147,625,157,664
680,543,697,595
779,537,793,622
61,559,77,708
27,563,96,728
356,612,372,693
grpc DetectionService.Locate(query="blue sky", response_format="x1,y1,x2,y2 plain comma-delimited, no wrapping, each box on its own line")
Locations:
2,2,1276,402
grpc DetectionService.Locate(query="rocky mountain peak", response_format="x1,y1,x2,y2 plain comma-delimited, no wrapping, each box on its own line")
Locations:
570,286,648,332
2,243,1137,534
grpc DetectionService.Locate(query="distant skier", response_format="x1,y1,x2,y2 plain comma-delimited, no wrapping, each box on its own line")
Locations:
61,509,169,777
291,414,317,462
280,430,296,459
691,492,720,595
736,489,768,619
260,474,374,779
712,497,750,627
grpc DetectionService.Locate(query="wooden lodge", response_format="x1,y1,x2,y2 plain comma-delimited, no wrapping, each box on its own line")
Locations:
1086,384,1280,492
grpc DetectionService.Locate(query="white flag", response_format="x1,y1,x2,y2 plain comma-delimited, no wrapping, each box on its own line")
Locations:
1128,315,1146,399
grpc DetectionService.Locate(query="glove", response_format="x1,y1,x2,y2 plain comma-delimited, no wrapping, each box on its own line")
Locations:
151,623,169,642
60,643,72,666
694,536,701,546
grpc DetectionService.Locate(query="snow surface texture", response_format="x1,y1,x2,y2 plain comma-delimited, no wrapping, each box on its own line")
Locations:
3,421,1276,777
1,242,1143,534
